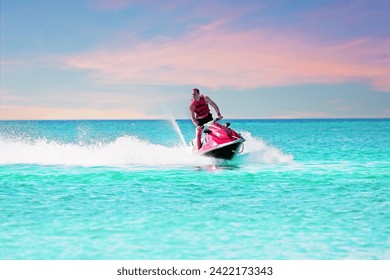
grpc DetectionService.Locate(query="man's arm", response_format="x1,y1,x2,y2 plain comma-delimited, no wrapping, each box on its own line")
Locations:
188,104,199,126
205,96,223,119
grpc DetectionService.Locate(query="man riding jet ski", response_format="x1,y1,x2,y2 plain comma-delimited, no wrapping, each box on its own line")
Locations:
189,88,223,150
189,88,244,160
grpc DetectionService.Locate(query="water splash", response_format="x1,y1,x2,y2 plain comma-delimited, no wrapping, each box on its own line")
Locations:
0,132,292,167
169,118,187,147
240,131,294,164
0,136,213,167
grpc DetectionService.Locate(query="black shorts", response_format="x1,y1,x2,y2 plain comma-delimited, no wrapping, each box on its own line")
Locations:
197,113,213,126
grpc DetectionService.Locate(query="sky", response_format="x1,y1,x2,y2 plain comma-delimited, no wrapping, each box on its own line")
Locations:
1,0,389,120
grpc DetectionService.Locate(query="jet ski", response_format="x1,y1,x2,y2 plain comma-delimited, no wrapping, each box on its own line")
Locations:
192,118,245,160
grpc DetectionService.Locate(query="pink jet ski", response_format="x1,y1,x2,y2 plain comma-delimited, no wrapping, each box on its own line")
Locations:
193,118,245,160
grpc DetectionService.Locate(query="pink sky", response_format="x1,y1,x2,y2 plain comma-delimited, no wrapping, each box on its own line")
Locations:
2,0,389,119
64,21,390,91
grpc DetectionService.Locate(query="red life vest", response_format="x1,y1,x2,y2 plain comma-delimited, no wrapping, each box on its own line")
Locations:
192,95,210,119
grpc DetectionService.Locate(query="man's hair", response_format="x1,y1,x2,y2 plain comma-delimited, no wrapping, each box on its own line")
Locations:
193,88,200,94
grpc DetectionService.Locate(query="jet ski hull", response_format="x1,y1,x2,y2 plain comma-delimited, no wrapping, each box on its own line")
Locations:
193,120,245,160
198,139,244,160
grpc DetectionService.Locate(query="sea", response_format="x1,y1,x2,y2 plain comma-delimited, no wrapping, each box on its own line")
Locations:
0,119,389,260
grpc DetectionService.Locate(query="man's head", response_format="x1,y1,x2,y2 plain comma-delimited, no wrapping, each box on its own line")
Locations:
192,88,200,99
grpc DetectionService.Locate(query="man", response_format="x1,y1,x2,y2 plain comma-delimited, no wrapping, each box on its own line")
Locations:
189,88,223,150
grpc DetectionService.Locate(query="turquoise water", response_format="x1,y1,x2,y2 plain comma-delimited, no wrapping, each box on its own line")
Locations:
0,119,389,259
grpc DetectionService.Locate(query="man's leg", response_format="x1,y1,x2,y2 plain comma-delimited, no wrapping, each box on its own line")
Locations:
196,126,202,150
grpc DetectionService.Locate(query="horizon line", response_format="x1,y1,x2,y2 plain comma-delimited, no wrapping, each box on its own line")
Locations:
1,117,389,121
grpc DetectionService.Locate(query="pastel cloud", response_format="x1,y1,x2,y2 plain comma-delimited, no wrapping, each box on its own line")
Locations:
0,104,160,120
64,22,390,91
0,87,179,120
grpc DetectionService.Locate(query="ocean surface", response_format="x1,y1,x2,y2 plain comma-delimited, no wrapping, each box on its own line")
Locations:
0,119,389,259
